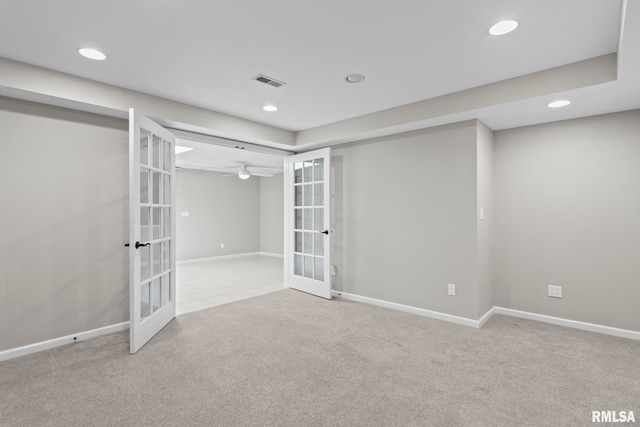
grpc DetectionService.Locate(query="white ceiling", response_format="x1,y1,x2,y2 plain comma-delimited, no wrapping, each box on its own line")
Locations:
174,136,285,175
0,0,624,132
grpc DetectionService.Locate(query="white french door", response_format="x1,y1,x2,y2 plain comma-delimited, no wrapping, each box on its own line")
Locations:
286,148,332,299
129,109,176,354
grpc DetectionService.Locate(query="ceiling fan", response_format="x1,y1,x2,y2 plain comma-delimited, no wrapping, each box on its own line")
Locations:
220,164,277,179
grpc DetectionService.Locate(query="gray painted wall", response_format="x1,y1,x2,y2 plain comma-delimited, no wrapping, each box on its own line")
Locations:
0,97,129,352
493,110,640,331
260,174,284,255
476,121,494,317
176,169,260,261
332,122,480,319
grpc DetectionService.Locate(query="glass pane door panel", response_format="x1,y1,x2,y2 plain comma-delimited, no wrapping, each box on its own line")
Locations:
152,207,161,240
163,208,171,237
141,282,150,319
314,208,324,230
161,274,170,306
303,208,312,230
314,158,324,181
162,241,170,272
295,209,302,229
140,131,149,166
152,242,162,276
303,232,313,254
152,278,161,313
314,258,324,281
303,161,313,182
294,162,303,183
163,174,170,204
303,184,312,206
140,245,150,282
152,135,161,169
140,208,150,242
295,232,302,253
140,170,149,204
295,186,302,206
294,254,303,276
314,233,324,256
314,184,324,206
163,141,171,172
152,172,161,204
304,256,313,278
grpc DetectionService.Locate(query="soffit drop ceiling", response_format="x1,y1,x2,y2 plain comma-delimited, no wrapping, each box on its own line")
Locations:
0,0,625,136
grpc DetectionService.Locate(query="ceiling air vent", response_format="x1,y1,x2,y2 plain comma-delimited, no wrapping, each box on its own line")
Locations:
252,74,286,88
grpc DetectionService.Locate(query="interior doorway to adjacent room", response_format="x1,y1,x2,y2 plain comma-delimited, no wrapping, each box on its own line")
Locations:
172,134,288,314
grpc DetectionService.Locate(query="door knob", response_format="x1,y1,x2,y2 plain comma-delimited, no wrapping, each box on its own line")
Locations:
135,241,150,249
318,230,329,235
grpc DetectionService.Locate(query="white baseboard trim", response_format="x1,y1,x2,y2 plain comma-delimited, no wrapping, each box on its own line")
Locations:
331,291,640,340
259,252,284,258
0,321,129,363
177,252,261,265
492,307,640,341
331,290,481,328
478,306,497,328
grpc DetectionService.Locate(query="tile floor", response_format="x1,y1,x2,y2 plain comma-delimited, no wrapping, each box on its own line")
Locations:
175,254,284,315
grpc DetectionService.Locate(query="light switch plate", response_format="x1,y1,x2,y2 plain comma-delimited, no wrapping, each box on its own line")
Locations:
448,284,456,296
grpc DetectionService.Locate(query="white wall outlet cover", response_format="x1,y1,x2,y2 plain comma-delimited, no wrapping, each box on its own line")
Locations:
181,211,190,217
448,284,456,296
220,243,224,248
548,285,562,298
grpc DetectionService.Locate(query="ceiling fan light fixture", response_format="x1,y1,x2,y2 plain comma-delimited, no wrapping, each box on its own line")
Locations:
489,20,519,36
263,105,278,112
238,166,251,179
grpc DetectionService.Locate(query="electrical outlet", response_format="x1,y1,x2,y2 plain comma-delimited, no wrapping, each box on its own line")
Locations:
331,265,337,276
548,285,562,298
448,284,456,296
220,243,224,249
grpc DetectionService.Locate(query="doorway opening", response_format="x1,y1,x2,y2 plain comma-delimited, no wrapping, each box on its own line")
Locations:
171,133,289,314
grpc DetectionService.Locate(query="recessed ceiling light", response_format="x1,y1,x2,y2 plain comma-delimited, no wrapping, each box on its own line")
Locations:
489,20,519,36
547,100,571,108
78,48,106,60
345,74,365,84
263,105,278,112
175,146,194,154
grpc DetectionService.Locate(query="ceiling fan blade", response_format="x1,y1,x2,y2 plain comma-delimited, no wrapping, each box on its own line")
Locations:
246,165,282,171
219,173,237,178
251,173,274,177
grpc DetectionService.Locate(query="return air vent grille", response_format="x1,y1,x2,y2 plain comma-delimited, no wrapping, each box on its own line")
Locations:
252,74,286,88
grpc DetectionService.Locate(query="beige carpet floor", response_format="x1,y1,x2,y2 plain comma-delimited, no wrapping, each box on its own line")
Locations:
1,289,638,426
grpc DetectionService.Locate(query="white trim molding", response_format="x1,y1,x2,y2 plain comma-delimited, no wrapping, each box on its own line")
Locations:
331,290,482,328
332,291,640,341
491,307,640,341
176,252,261,265
259,252,284,258
0,321,129,362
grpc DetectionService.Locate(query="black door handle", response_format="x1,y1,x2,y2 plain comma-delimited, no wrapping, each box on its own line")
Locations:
125,241,150,248
318,230,329,235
